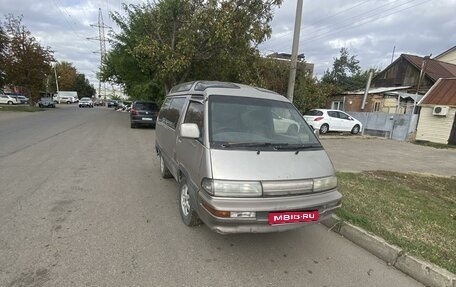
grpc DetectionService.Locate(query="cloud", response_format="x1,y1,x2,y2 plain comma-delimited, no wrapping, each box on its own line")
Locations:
1,0,455,86
260,0,456,76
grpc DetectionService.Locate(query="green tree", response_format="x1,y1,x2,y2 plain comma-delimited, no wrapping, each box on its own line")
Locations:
74,73,96,98
293,76,338,113
2,14,54,103
48,61,95,98
104,0,282,98
322,47,366,92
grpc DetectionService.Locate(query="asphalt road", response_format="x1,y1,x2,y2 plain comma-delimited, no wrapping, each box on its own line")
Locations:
0,105,423,287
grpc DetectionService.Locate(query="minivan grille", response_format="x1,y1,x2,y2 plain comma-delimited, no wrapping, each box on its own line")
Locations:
261,180,313,196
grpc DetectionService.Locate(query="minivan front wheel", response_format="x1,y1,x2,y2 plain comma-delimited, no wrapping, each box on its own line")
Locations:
179,178,201,227
159,154,172,178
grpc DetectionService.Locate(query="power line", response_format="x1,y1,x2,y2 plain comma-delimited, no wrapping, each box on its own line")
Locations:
266,0,426,53
50,0,90,41
301,0,428,46
270,0,372,44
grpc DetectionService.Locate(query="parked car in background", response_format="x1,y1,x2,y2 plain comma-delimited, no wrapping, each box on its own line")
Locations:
7,95,28,104
303,109,362,135
54,91,78,103
93,99,104,106
130,101,159,128
0,94,20,105
37,97,56,108
79,97,94,108
107,100,119,108
55,95,78,104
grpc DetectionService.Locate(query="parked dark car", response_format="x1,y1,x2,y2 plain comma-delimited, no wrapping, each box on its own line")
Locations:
37,97,55,108
130,101,159,128
107,100,119,108
94,99,104,106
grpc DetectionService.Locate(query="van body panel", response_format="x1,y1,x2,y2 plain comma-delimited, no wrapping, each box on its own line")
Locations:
197,189,342,234
209,149,335,180
156,122,180,178
175,137,206,191
155,81,342,234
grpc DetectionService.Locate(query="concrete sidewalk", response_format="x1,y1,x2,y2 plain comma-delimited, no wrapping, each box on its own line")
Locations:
320,137,456,177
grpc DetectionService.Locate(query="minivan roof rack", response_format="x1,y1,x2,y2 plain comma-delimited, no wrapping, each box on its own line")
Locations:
193,81,240,91
168,81,243,94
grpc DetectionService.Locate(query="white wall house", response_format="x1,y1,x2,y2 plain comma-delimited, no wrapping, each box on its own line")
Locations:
416,78,456,145
434,46,456,65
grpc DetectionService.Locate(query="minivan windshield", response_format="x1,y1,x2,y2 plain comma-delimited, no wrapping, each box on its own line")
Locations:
209,95,320,150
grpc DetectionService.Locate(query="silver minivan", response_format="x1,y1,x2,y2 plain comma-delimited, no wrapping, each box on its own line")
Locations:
155,81,342,234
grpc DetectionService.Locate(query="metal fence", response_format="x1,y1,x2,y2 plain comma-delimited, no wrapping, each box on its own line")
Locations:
347,112,419,141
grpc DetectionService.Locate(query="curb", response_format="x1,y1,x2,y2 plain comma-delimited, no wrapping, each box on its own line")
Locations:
322,215,456,287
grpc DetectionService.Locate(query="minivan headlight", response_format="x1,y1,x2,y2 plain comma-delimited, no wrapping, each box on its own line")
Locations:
201,178,262,197
313,176,338,192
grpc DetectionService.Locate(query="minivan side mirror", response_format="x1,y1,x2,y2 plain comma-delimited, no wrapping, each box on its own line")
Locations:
180,123,200,139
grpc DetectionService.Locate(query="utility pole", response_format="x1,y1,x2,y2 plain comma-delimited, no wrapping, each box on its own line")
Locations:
361,69,373,110
286,0,303,102
88,8,110,99
416,54,431,94
53,63,59,93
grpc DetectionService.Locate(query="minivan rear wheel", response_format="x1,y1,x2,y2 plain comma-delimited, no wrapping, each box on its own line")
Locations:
159,154,172,178
179,178,201,227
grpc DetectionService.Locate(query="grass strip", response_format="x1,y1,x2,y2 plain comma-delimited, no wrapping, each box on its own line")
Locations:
0,106,44,112
336,171,456,273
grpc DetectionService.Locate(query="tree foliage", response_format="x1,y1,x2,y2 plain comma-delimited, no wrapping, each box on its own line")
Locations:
2,14,54,103
48,61,95,98
102,0,282,100
322,47,371,93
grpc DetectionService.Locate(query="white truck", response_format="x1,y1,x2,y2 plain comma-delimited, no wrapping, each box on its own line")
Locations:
53,91,79,104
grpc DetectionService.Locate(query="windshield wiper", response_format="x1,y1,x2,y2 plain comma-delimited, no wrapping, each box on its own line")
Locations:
273,143,322,150
221,142,275,148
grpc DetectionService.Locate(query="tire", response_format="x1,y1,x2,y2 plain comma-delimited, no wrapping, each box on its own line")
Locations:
159,154,173,179
130,122,136,128
320,124,329,134
39,104,43,108
178,177,201,227
351,124,360,135
67,101,71,104
7,101,13,105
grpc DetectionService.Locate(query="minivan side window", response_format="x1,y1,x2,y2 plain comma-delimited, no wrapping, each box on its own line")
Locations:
158,97,186,129
184,101,204,141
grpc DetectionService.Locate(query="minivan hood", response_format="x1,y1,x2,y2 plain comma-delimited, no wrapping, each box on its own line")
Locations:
210,149,335,181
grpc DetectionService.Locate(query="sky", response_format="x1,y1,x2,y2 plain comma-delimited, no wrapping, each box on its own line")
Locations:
1,0,455,90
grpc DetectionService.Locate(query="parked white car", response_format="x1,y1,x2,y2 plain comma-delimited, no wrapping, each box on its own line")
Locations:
0,94,20,105
303,109,362,135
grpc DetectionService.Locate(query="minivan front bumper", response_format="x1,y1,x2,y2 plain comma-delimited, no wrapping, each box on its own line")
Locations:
197,189,342,234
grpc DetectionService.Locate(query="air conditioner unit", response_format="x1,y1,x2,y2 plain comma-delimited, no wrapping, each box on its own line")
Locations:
432,106,449,116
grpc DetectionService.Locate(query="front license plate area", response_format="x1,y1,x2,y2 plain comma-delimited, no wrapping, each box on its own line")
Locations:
268,211,319,225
